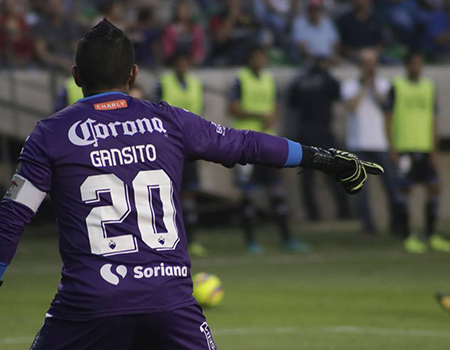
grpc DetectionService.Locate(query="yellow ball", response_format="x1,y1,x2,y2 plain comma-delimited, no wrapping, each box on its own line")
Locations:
192,272,224,308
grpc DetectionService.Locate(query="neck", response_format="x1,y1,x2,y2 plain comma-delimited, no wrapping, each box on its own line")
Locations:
408,73,420,82
250,67,261,76
82,87,128,98
309,16,320,25
355,7,369,18
176,72,186,81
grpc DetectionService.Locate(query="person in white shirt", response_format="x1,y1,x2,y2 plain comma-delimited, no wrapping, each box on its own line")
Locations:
341,49,399,235
291,0,339,62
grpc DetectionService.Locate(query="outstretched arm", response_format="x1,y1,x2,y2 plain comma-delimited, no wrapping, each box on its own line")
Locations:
170,105,383,193
0,123,51,286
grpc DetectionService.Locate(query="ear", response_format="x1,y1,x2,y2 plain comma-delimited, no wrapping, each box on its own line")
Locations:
129,64,139,88
72,66,83,88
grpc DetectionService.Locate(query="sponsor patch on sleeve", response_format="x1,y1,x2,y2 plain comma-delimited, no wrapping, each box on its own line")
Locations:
4,174,46,213
94,99,128,111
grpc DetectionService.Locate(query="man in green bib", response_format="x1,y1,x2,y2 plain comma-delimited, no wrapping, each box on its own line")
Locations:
54,77,84,111
384,52,450,253
155,52,206,257
228,45,309,254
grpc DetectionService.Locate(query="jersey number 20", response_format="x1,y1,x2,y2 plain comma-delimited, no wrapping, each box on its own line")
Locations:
80,170,179,256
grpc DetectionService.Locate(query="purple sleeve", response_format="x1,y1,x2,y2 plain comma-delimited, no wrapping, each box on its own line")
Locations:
0,199,35,264
0,123,52,268
17,122,52,193
170,107,289,168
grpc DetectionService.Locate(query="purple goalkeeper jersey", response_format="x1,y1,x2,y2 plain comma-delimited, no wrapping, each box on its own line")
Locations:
4,91,293,320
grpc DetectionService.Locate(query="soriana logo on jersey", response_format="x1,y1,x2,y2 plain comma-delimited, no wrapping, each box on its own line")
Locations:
94,99,128,111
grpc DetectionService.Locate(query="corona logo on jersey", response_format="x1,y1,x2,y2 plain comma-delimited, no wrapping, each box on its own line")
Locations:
68,117,167,147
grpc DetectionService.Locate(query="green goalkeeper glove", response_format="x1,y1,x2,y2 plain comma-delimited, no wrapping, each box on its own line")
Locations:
301,147,384,194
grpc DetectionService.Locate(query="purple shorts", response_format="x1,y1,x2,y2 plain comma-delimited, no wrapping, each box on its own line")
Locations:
30,304,217,350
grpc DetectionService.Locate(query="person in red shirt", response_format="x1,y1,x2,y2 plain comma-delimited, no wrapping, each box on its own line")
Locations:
0,0,34,67
163,1,205,66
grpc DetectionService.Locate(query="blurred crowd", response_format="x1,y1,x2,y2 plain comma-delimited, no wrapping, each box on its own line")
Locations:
3,0,450,71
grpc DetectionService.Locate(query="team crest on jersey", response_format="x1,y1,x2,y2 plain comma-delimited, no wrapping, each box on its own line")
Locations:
4,177,23,199
200,322,217,350
68,117,167,147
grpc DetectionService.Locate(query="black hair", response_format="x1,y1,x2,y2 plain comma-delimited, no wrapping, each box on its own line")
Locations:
404,51,423,65
75,19,135,91
246,44,266,63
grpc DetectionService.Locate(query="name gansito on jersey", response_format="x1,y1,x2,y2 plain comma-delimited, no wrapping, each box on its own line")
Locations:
90,144,157,167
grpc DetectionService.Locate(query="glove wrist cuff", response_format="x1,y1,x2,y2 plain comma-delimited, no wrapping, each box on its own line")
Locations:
300,146,334,173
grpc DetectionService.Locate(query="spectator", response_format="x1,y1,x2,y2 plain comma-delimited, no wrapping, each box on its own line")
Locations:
163,0,205,65
427,0,450,62
130,7,162,68
54,77,83,112
254,0,300,47
377,0,437,52
33,0,79,71
96,1,128,30
384,52,450,253
337,0,383,60
228,45,310,253
286,57,352,221
341,49,398,236
154,52,207,257
0,0,35,67
208,0,261,66
291,0,339,62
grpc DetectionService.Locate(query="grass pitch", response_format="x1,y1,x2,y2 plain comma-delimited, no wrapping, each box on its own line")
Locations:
1,222,450,349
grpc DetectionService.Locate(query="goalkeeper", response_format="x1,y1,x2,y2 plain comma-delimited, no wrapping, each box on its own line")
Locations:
0,20,383,349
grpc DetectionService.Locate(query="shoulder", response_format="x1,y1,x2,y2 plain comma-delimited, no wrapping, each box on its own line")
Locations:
293,15,307,27
429,10,445,22
322,16,335,28
187,73,202,84
341,79,359,96
160,71,173,81
422,76,435,85
262,69,275,79
392,76,404,86
337,11,353,25
374,77,389,90
134,98,171,112
421,77,437,92
237,68,248,77
290,72,310,88
41,103,82,125
28,104,82,144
